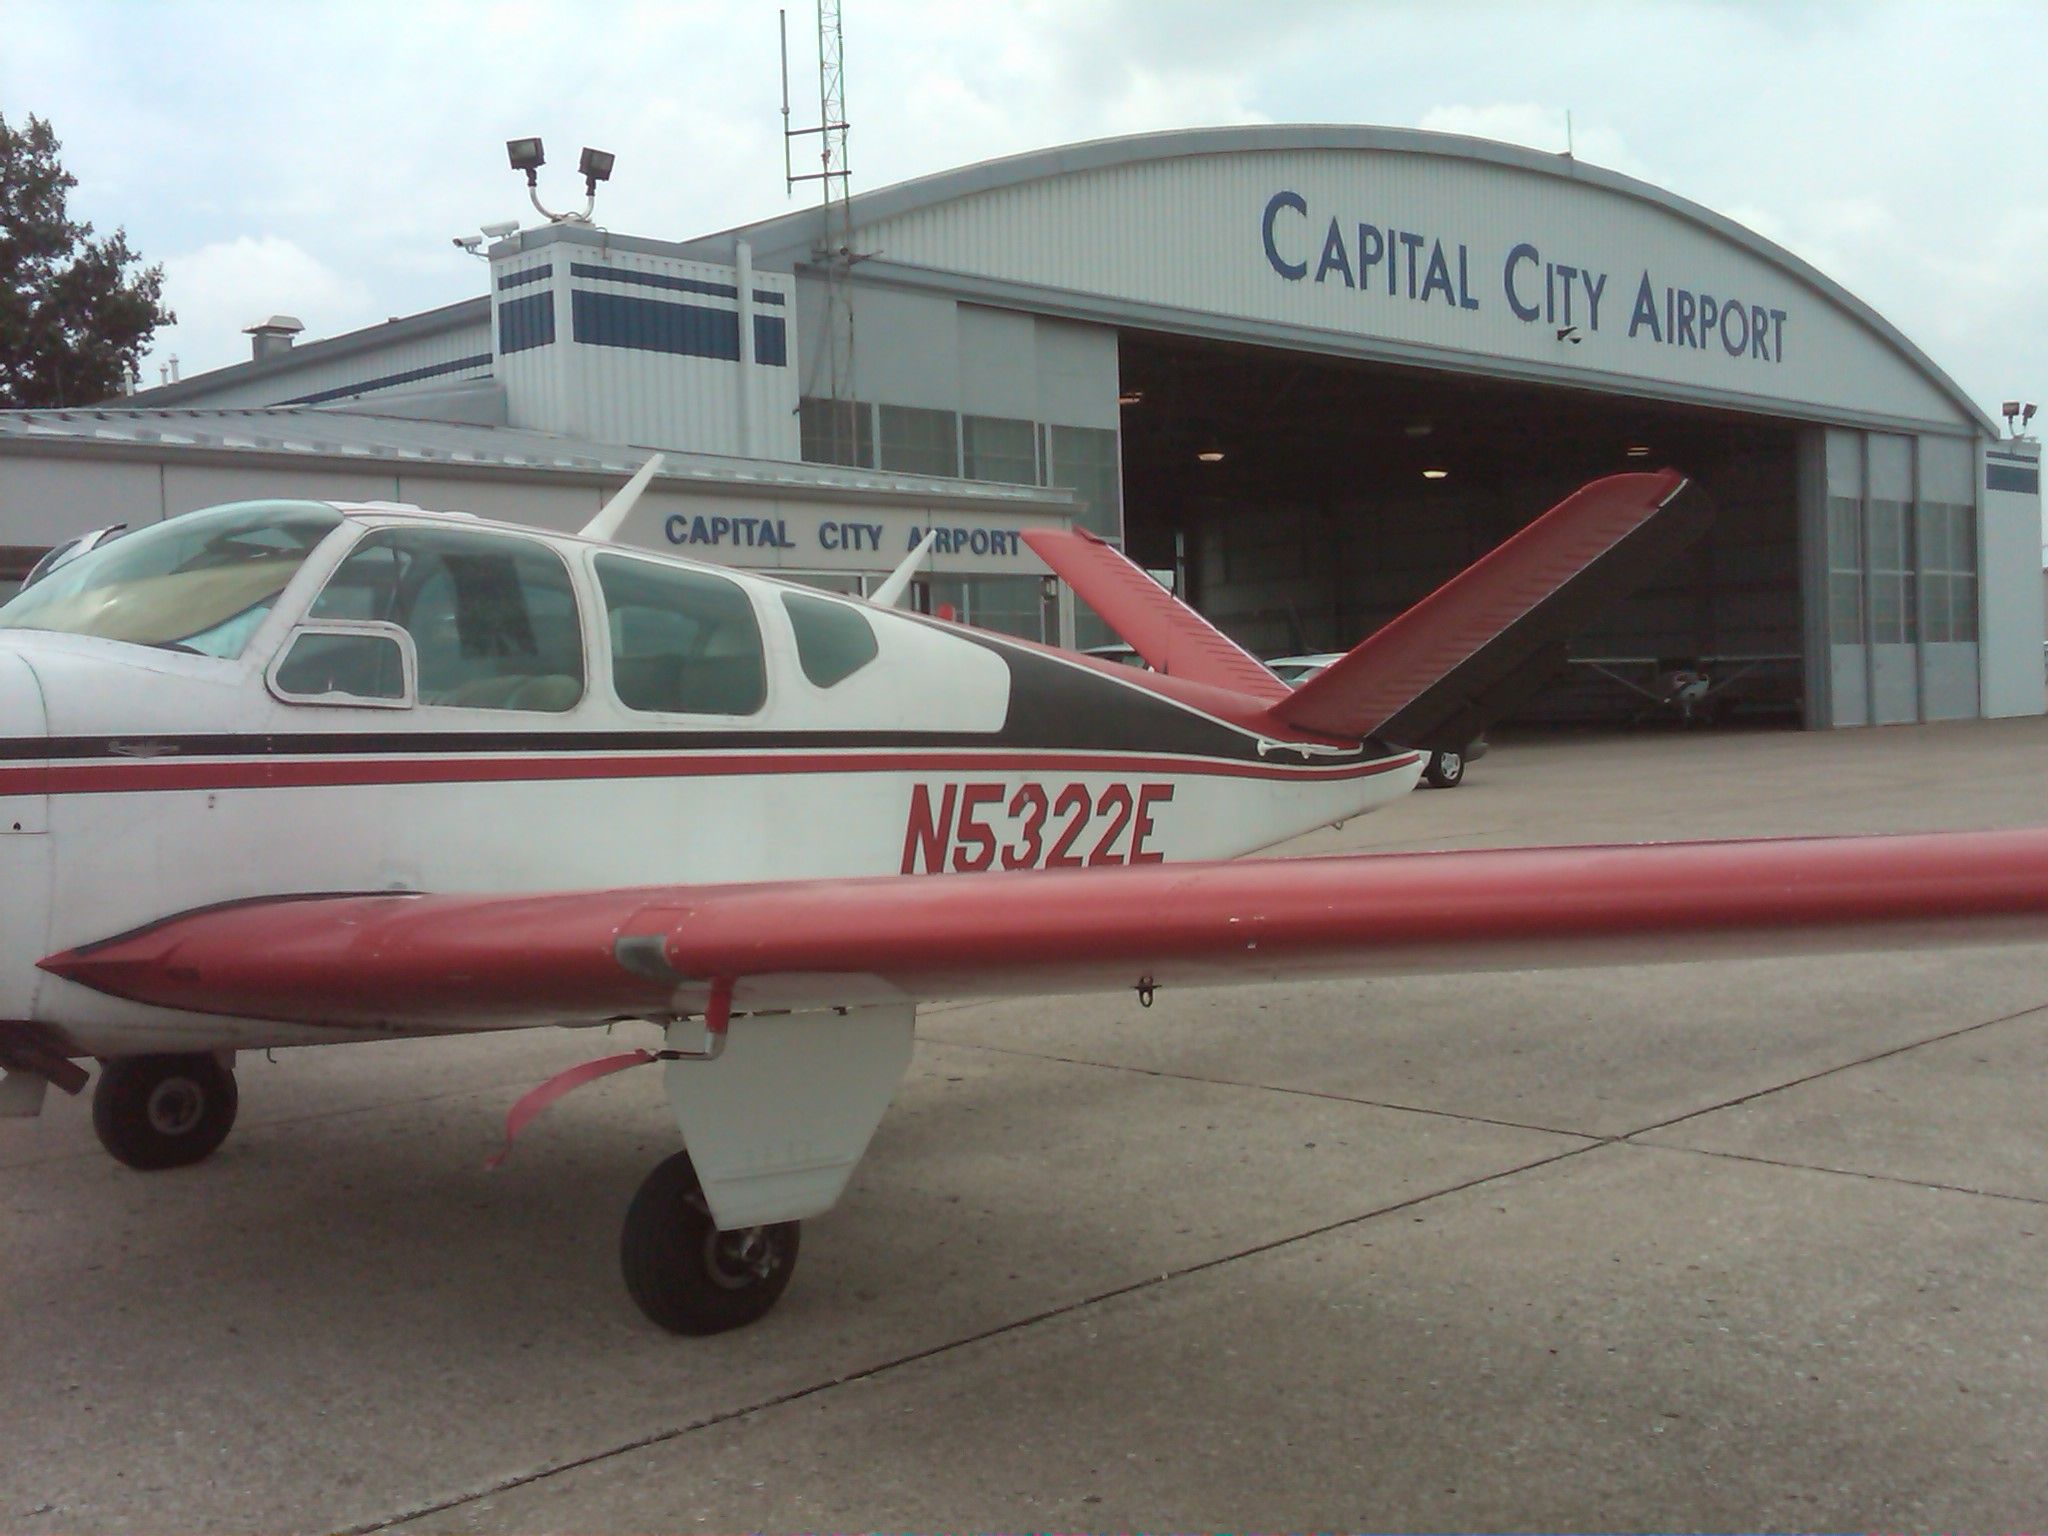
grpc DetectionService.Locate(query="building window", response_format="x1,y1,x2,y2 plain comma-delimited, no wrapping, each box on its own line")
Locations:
876,404,959,478
962,415,1038,486
924,575,1046,643
1826,495,1864,646
0,546,46,607
799,396,873,468
1047,425,1122,539
1916,502,1978,644
1865,499,1914,645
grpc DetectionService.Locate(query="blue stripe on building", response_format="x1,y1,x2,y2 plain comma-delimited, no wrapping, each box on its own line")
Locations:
1987,461,2040,494
495,262,553,291
282,352,494,406
573,289,740,361
498,292,555,355
568,261,786,306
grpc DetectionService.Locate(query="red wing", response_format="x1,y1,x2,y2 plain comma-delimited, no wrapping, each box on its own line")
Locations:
41,828,2048,1029
1022,526,1289,699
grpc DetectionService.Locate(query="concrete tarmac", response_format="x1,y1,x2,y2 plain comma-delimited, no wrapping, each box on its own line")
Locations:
5,719,2048,1531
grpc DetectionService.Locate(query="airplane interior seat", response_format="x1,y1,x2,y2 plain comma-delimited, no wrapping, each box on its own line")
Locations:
428,672,581,711
612,653,764,715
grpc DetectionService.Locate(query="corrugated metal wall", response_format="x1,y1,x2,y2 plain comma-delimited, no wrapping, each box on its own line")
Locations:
493,235,799,459
855,149,1976,433
166,322,495,410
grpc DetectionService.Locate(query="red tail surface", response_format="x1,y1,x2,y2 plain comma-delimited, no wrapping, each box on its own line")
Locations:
1022,527,1289,700
1262,470,1712,745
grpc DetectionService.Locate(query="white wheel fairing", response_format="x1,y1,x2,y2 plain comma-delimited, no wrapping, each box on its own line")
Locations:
663,1003,916,1230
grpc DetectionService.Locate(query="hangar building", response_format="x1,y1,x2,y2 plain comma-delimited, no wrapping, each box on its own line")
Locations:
3,126,2039,729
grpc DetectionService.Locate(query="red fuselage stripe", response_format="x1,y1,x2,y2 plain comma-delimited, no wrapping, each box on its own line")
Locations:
0,749,1418,795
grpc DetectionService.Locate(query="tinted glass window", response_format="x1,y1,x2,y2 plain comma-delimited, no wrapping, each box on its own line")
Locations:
597,554,765,715
273,630,407,702
310,526,583,711
782,590,877,687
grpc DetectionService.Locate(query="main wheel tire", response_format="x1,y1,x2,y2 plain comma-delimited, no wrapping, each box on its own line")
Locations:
92,1053,238,1170
621,1150,800,1335
1424,748,1466,788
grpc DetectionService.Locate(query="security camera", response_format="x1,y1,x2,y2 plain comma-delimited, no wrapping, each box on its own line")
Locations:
451,234,483,253
2025,403,2039,426
480,220,519,239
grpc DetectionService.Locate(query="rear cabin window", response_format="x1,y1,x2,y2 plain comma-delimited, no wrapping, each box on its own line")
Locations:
781,590,878,688
308,526,584,711
596,554,766,716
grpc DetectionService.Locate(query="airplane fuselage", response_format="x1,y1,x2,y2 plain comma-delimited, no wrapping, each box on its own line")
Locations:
0,503,1419,1058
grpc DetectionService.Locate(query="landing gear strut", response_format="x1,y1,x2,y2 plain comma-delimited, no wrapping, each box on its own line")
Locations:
621,1150,800,1334
92,1053,238,1170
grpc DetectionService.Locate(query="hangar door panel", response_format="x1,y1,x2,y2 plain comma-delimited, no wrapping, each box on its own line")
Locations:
1821,429,1981,727
1916,438,1980,722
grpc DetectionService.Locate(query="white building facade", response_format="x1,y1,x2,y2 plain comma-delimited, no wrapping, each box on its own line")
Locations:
3,126,2037,726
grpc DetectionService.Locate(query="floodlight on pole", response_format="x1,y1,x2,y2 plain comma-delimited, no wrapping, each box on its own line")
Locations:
507,135,612,225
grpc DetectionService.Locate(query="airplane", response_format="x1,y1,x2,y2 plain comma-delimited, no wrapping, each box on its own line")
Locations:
4,462,2046,1337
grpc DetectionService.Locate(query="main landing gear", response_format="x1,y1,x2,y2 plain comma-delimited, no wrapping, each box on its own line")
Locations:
621,1150,800,1334
92,1052,239,1170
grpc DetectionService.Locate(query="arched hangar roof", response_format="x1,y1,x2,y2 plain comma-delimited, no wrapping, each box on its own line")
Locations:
690,125,1994,438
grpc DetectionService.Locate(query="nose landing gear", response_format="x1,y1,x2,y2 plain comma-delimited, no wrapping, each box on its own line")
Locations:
92,1053,238,1170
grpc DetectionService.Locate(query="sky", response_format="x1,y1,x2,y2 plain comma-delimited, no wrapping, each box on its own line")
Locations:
3,0,2044,428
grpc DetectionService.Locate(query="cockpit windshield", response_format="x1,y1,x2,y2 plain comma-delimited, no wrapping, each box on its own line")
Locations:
0,501,346,658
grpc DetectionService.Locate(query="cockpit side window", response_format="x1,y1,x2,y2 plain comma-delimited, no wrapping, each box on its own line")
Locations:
309,526,584,711
0,500,345,657
596,554,766,716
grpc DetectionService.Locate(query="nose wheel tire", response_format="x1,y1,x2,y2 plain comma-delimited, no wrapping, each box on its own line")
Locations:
1424,749,1466,788
92,1053,238,1170
621,1150,800,1335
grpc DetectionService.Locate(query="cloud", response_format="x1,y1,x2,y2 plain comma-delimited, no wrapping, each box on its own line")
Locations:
153,237,380,379
8,0,2043,418
1415,103,1653,181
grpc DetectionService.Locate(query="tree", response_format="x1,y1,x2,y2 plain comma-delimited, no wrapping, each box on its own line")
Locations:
0,111,174,408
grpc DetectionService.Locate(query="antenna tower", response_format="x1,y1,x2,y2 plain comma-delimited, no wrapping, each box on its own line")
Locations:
781,4,858,451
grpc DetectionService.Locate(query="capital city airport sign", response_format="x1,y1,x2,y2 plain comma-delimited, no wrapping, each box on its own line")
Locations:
1259,189,1789,364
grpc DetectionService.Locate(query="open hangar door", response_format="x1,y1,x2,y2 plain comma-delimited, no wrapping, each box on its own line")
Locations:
1114,331,1805,727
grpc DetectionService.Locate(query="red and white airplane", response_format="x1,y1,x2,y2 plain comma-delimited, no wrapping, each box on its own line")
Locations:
4,463,2045,1335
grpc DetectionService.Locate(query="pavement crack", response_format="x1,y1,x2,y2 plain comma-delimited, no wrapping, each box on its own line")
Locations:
337,1139,1600,1534
1619,996,2048,1142
1624,1139,2048,1207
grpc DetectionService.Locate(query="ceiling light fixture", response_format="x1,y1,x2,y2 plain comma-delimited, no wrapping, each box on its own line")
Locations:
1118,389,1144,406
1625,445,1652,457
1197,449,1226,463
1421,468,1449,480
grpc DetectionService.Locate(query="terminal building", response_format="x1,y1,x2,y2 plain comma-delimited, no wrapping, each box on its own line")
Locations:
2,125,2039,728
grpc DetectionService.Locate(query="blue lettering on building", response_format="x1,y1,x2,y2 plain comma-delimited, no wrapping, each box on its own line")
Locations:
663,514,797,549
1261,191,1309,281
657,517,1022,559
1259,194,1790,364
907,526,1023,558
1624,269,1786,361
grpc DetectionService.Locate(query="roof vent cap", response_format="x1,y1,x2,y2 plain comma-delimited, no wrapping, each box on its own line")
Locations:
243,315,306,363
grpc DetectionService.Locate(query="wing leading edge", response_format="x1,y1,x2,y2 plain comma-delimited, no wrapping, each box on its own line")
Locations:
42,827,2048,1031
